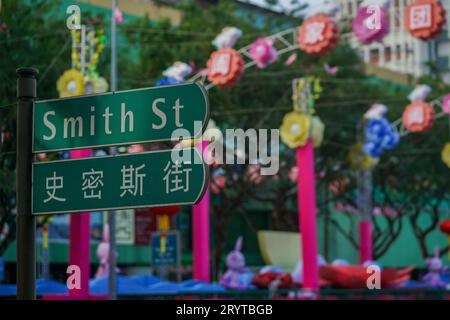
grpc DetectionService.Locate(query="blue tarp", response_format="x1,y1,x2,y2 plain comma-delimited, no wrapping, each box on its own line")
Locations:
36,278,68,295
0,275,225,297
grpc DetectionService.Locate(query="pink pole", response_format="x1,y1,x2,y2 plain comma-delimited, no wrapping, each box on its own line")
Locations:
192,141,210,282
69,149,92,298
296,141,319,291
359,220,372,264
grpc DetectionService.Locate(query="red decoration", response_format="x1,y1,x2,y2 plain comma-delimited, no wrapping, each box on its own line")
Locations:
298,14,339,55
149,205,181,217
439,220,450,235
251,272,293,289
402,101,435,132
327,177,346,196
207,48,244,87
405,0,446,40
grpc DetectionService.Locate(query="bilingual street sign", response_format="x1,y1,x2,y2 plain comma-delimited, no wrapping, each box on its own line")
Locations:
32,148,208,215
33,82,209,153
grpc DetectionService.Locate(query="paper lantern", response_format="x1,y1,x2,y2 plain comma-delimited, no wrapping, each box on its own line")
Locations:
442,142,450,168
352,5,389,44
207,48,244,88
441,94,450,114
248,38,278,68
298,14,339,55
402,101,435,132
405,0,446,40
280,112,311,149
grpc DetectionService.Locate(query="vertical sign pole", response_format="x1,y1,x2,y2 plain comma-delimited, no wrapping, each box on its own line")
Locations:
69,150,92,299
296,141,320,291
192,140,210,282
358,169,373,264
16,67,38,300
293,78,319,292
109,0,118,300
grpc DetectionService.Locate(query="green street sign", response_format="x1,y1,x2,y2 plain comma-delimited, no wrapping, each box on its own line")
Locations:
33,82,209,153
32,148,208,215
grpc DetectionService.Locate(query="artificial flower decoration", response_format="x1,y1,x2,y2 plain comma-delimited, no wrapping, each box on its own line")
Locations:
298,14,339,55
363,140,383,158
249,38,278,69
212,27,243,49
365,118,390,140
310,116,325,147
207,48,244,88
405,0,446,40
57,69,85,98
408,84,431,102
0,22,8,32
211,168,226,194
402,101,435,132
247,165,263,185
162,61,192,82
364,103,388,120
352,0,390,44
289,166,298,183
92,76,109,93
328,177,347,196
155,78,181,86
349,143,379,169
128,144,144,154
280,112,311,149
441,142,450,168
363,116,400,158
441,94,450,114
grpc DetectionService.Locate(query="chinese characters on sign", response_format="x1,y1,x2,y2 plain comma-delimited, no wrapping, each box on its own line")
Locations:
210,53,230,76
410,4,432,30
33,148,207,215
405,0,446,40
304,22,325,44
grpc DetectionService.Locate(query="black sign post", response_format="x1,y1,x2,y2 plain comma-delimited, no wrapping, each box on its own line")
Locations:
16,67,38,300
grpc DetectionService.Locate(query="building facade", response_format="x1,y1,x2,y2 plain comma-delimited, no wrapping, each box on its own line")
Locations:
337,0,450,83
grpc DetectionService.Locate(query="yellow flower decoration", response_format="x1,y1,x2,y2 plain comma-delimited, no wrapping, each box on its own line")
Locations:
442,142,450,168
349,143,379,169
92,77,109,94
311,116,325,147
280,112,311,148
57,69,85,98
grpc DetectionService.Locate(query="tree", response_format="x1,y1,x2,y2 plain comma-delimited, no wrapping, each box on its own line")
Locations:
0,0,67,255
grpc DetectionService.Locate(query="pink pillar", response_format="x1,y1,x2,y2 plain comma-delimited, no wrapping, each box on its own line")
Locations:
192,141,210,282
69,149,92,298
296,141,319,290
359,220,372,264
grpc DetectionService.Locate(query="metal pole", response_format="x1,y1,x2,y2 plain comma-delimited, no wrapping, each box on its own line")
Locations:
111,0,117,92
108,0,118,300
16,67,38,300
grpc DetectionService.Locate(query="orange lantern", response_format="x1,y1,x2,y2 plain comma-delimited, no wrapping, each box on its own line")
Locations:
402,101,435,132
298,14,339,55
207,48,244,88
405,0,446,40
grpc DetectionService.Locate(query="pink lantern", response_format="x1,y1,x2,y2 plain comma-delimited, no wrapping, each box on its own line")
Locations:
352,6,389,44
249,38,278,69
441,94,450,114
